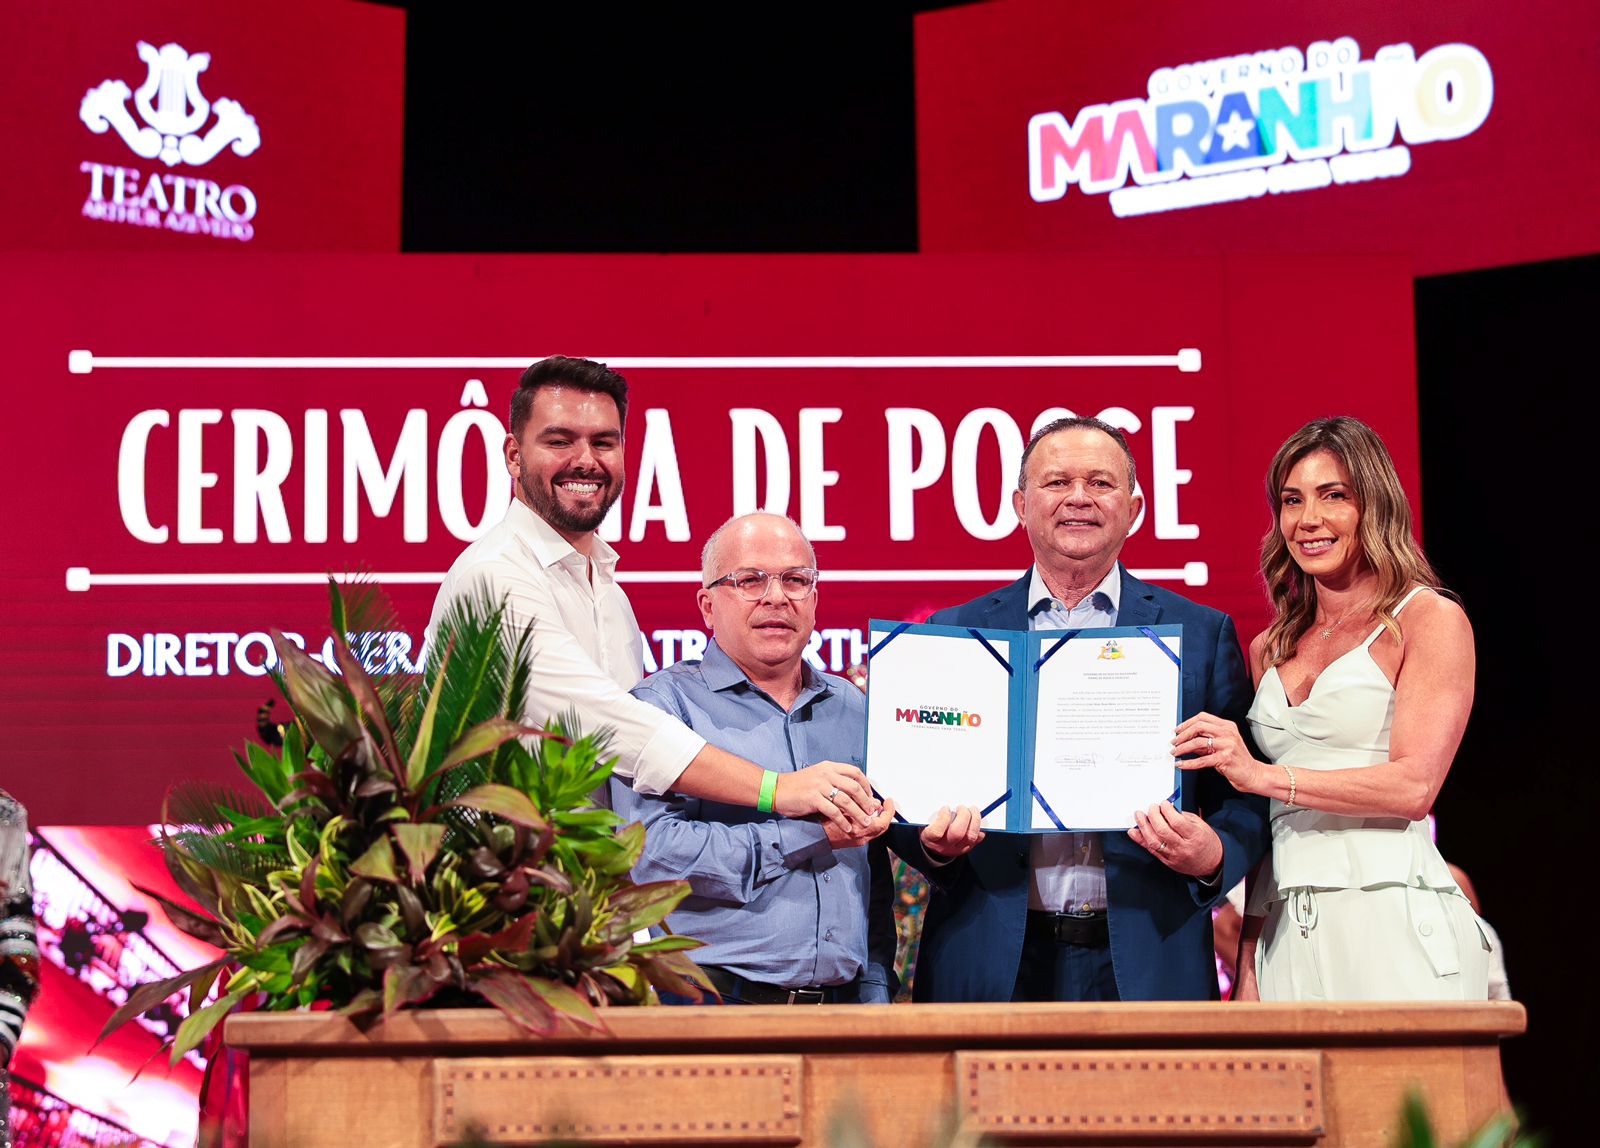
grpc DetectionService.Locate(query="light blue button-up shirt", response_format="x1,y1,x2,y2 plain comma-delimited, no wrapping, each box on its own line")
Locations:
1026,564,1120,913
612,640,895,1001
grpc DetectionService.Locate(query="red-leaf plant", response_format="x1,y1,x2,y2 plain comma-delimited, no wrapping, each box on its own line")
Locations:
100,580,707,1066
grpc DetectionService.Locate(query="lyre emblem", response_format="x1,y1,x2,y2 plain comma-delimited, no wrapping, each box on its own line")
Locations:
80,41,260,168
133,42,211,139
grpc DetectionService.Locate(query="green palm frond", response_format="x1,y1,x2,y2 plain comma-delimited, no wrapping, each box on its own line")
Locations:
164,779,274,829
409,585,533,795
499,623,535,722
554,706,615,759
329,573,412,718
159,787,289,877
485,624,537,784
161,829,287,880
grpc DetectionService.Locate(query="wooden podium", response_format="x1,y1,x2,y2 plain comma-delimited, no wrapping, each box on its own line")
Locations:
227,1001,1523,1146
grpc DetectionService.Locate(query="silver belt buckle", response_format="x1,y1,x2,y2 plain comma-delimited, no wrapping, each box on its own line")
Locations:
786,987,825,1004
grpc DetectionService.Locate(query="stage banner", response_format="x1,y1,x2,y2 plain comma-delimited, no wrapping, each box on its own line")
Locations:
0,252,1417,824
916,0,1600,276
0,0,404,252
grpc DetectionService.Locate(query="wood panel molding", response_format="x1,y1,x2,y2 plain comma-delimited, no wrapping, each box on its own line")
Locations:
956,1050,1324,1140
433,1055,803,1144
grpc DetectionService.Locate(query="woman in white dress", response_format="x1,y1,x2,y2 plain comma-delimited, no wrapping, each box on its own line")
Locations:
1171,417,1489,1000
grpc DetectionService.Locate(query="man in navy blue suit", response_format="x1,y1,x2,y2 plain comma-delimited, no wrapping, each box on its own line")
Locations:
888,417,1269,1002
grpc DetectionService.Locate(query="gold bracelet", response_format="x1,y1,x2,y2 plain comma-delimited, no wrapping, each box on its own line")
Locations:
1282,763,1297,807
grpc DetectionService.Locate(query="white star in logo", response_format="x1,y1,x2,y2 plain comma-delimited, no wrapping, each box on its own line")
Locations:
1214,110,1255,153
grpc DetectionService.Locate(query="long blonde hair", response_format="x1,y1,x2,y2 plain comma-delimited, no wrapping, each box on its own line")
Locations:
1259,417,1446,667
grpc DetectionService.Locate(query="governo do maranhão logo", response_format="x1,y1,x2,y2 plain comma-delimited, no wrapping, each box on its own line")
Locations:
1027,35,1492,218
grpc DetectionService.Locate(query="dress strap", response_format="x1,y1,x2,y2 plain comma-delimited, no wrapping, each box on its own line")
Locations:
1361,585,1433,647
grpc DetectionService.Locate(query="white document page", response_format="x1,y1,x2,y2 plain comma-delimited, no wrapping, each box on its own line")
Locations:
865,629,1013,829
1030,632,1181,830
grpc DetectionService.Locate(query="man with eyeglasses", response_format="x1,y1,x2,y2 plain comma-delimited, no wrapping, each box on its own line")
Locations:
428,357,879,833
612,513,973,1004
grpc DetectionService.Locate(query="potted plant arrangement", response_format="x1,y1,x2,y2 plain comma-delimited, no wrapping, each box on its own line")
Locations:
101,579,706,1067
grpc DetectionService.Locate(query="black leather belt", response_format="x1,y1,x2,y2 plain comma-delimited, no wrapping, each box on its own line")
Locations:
698,965,860,1005
1026,909,1110,947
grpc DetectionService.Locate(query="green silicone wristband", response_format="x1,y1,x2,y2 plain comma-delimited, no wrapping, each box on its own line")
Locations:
757,769,779,813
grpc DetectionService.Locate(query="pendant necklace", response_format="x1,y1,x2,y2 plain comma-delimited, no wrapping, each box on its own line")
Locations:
1316,602,1367,639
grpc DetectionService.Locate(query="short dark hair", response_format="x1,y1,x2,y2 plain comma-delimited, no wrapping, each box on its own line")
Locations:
1017,416,1137,490
509,356,629,438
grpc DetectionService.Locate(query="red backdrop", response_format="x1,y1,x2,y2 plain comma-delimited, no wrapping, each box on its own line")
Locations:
916,0,1600,275
0,0,404,252
0,252,1417,824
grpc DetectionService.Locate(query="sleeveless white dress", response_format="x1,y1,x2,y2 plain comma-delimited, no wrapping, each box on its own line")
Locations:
1244,587,1490,1000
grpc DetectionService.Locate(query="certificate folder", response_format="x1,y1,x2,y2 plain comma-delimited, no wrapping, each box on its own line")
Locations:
864,619,1183,833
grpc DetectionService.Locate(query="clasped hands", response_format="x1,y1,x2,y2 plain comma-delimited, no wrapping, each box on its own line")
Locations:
777,760,987,858
777,759,897,849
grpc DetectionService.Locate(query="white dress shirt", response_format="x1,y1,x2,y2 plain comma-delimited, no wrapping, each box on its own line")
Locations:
426,499,705,796
1026,563,1121,913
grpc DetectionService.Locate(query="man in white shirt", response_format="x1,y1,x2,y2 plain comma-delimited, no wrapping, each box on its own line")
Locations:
429,357,880,831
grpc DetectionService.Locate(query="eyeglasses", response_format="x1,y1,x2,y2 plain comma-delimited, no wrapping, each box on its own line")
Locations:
704,567,819,601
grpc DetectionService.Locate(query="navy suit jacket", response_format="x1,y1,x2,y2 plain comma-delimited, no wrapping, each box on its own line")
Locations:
887,566,1269,1002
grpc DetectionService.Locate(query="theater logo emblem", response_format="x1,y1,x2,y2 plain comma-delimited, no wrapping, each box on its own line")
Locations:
77,40,263,242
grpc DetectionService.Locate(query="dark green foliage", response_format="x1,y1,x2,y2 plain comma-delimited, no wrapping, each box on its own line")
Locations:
100,580,705,1063
1392,1091,1542,1148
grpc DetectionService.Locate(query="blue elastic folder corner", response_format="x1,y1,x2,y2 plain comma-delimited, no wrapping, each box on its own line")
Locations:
1137,626,1182,668
1030,782,1067,831
868,622,912,658
967,629,1014,676
1033,629,1080,671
